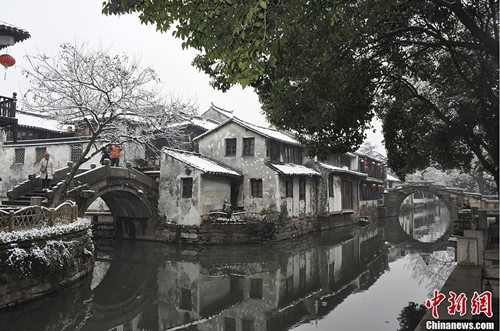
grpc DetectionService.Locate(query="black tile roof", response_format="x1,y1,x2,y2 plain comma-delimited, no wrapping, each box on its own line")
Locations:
0,24,30,50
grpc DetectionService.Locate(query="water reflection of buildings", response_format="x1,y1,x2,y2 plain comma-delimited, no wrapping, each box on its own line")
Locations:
0,227,389,331
157,227,388,331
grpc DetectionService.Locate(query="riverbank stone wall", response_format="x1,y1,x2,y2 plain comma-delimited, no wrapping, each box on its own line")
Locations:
155,213,353,245
0,228,94,309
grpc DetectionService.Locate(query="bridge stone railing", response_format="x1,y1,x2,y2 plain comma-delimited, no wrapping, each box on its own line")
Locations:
71,162,157,189
6,163,87,200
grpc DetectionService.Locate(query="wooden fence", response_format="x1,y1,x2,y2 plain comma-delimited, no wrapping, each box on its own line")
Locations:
0,201,78,232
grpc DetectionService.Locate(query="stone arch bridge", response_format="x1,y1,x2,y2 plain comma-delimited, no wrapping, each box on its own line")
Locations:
377,182,483,245
379,182,478,220
7,163,158,240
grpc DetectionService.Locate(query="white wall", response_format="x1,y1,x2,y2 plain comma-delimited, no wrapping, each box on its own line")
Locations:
0,139,101,198
197,123,280,213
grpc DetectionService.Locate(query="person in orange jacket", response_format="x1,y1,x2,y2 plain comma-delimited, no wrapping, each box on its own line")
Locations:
108,142,123,167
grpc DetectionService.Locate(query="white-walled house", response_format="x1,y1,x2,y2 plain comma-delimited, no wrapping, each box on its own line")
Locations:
158,148,242,225
159,116,391,225
0,110,153,198
0,135,101,197
0,110,104,198
309,158,367,216
194,117,321,219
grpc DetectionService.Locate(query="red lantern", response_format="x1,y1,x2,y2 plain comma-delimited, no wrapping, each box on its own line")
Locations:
0,54,15,80
371,184,376,188
361,183,367,188
0,54,15,68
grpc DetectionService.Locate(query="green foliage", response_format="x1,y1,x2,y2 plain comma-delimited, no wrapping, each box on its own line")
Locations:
102,0,499,189
397,302,427,331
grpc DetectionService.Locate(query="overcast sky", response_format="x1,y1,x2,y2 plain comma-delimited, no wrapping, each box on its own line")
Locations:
1,0,384,151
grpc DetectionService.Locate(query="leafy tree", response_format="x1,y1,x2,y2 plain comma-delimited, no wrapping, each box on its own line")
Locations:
397,302,428,331
102,0,499,190
23,43,193,201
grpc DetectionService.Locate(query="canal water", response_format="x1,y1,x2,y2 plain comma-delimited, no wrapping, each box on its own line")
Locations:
0,207,456,331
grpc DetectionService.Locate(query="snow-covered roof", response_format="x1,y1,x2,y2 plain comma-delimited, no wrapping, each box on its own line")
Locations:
195,116,300,145
164,148,242,178
169,117,219,131
355,151,386,163
16,111,70,132
317,162,368,178
267,163,321,176
387,173,401,182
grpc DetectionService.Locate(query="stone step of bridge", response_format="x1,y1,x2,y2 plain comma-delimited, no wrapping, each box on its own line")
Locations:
1,187,52,208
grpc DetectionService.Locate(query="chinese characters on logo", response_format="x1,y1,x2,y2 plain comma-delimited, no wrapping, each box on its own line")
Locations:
425,290,493,319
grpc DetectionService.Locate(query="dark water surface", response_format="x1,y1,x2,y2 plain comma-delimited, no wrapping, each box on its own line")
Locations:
0,220,455,331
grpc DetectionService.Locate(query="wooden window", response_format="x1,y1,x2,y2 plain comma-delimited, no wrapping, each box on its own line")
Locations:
283,144,303,164
299,265,306,293
179,287,192,310
328,174,334,198
250,179,262,198
341,180,353,209
243,137,255,156
299,177,306,200
267,140,280,162
225,317,236,331
182,177,193,198
249,278,263,299
70,144,83,163
285,276,293,298
340,154,351,168
329,262,335,287
225,138,237,156
242,319,255,331
35,147,46,163
14,148,25,164
285,178,293,197
283,145,291,163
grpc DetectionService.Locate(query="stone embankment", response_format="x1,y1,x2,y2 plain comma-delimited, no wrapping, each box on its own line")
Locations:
0,218,94,309
155,213,354,245
416,210,499,330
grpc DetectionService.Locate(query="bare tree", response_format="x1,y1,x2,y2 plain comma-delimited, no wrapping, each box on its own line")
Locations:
22,42,194,199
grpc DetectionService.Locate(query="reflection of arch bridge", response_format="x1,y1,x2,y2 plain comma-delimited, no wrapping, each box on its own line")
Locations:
377,182,484,246
86,240,158,330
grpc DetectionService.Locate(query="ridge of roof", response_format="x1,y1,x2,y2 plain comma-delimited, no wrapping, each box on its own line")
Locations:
209,102,234,114
194,116,300,145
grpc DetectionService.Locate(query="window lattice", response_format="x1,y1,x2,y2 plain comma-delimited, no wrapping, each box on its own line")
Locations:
71,144,83,163
14,148,25,164
35,147,46,163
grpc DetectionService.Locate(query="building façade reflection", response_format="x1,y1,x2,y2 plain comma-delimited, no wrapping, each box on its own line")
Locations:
155,225,388,331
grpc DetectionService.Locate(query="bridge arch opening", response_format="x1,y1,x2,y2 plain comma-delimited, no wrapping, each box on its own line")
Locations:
386,186,458,243
397,191,451,242
78,186,156,240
